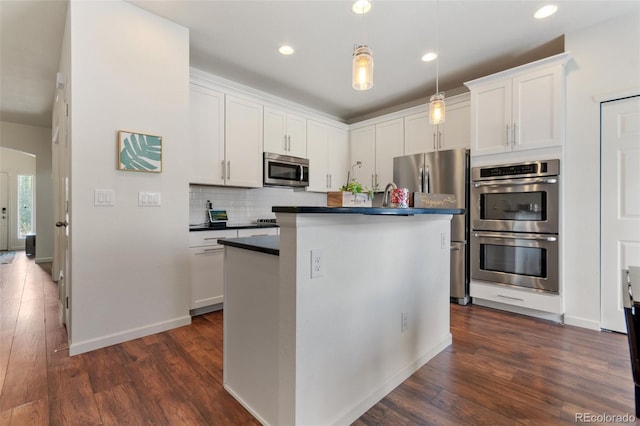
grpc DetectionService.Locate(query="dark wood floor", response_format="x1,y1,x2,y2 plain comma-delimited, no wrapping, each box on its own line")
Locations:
0,251,636,425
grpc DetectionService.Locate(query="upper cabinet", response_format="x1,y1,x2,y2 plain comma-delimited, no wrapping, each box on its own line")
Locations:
465,52,571,156
375,118,404,188
307,120,348,192
189,84,225,185
224,95,264,188
189,84,263,188
404,93,470,155
349,118,404,190
264,107,307,158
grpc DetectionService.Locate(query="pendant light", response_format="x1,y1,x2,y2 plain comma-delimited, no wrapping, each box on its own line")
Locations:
429,1,445,124
352,1,373,91
352,45,374,90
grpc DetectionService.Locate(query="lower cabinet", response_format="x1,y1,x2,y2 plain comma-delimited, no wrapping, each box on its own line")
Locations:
189,227,279,313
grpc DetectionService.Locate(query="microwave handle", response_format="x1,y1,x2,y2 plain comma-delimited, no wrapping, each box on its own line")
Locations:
473,232,557,242
299,165,304,182
473,177,557,188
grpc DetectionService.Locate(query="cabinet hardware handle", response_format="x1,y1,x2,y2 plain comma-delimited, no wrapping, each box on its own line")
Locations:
506,124,510,146
284,135,287,151
221,160,225,180
375,173,379,187
433,133,437,150
329,173,332,188
497,294,524,302
196,248,224,255
288,135,291,151
227,161,231,179
438,131,443,149
203,237,218,240
512,123,517,146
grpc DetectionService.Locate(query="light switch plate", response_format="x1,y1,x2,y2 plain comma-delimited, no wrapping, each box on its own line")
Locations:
94,189,115,206
138,191,161,206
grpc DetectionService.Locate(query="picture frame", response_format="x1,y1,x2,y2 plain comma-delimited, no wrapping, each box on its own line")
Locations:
117,130,162,172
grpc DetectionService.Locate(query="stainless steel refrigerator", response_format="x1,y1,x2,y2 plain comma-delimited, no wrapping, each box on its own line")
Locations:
393,148,470,305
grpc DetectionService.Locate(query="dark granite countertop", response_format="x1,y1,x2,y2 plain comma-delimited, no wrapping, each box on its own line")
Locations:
272,206,465,216
189,223,279,232
218,235,280,256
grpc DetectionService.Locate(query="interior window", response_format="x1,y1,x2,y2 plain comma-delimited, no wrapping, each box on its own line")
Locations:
18,175,34,238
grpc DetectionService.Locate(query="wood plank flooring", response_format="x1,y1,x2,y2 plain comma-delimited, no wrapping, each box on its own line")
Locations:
0,251,636,425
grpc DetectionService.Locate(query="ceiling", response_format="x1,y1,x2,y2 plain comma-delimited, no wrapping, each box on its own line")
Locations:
1,1,638,128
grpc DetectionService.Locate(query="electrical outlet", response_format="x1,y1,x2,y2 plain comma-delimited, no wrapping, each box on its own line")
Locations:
401,312,409,332
310,249,324,279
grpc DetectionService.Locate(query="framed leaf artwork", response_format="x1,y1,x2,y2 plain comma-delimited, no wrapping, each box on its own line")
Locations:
117,130,162,172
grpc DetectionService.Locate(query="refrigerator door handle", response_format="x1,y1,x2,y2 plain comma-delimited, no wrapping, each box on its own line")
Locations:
419,167,424,193
425,166,430,193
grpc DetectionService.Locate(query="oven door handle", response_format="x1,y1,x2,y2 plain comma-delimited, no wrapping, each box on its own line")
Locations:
473,232,557,242
473,177,557,188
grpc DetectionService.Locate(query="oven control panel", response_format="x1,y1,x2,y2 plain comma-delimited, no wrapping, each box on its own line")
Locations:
473,159,559,181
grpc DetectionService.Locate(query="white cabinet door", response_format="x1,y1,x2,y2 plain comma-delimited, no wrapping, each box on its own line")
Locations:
375,118,404,188
439,100,471,151
306,120,330,192
286,113,307,158
190,246,225,309
225,95,263,188
350,125,376,189
237,227,279,237
189,84,225,185
327,126,349,191
512,65,563,151
470,79,512,156
404,111,436,155
264,107,307,158
264,107,288,155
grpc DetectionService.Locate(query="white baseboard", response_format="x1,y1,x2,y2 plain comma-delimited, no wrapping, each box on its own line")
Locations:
35,257,53,264
69,315,192,356
335,333,453,426
563,315,601,331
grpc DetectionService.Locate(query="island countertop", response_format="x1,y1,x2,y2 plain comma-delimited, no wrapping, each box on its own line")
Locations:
218,235,279,256
272,206,464,215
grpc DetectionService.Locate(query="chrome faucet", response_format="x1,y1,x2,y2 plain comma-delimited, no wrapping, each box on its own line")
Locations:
382,182,397,207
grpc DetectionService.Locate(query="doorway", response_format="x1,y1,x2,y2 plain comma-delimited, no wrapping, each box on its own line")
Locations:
0,172,7,250
600,95,640,332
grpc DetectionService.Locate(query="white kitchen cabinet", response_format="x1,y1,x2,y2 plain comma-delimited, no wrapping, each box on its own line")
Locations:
349,125,376,188
189,84,225,185
264,107,307,158
189,229,237,311
225,95,264,187
307,120,348,192
349,119,403,190
465,53,570,156
470,280,562,315
237,227,279,237
375,118,404,188
403,94,470,155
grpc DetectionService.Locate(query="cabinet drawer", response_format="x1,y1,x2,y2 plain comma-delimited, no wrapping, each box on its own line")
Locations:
237,228,278,237
470,280,562,314
189,229,238,248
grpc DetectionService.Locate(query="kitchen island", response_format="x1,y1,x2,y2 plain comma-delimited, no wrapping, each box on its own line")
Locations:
220,206,462,426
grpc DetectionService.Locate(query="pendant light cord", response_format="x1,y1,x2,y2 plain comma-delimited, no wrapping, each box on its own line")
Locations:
435,0,439,94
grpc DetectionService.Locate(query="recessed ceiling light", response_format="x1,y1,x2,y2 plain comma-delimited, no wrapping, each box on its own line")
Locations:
279,45,294,55
422,52,438,62
352,0,371,15
534,5,558,19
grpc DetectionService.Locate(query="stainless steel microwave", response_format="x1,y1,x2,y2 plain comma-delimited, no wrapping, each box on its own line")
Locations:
263,152,309,188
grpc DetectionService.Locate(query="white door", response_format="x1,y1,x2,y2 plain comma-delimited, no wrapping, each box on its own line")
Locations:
0,172,8,250
601,95,640,332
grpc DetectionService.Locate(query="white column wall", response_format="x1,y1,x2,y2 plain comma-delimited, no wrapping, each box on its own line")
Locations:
68,1,190,354
564,12,640,328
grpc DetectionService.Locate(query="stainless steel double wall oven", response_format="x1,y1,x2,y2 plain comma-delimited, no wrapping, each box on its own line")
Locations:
471,159,560,293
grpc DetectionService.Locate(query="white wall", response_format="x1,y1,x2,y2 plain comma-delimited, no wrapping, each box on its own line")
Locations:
68,1,190,354
564,12,640,328
0,147,36,250
0,121,53,261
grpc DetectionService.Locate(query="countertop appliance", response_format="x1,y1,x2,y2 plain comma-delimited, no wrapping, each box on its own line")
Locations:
263,152,309,188
393,148,470,305
470,159,560,293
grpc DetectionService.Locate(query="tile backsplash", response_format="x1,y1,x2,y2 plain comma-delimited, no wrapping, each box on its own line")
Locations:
189,185,326,225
